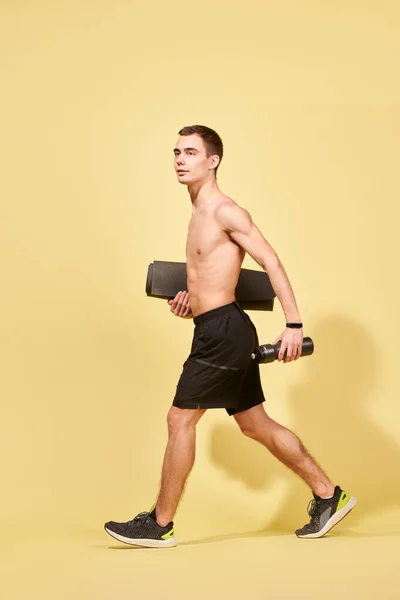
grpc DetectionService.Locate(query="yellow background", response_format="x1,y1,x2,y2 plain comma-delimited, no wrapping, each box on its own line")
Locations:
1,0,399,598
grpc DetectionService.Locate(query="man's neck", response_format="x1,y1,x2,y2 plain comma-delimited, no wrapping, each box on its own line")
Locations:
188,178,222,209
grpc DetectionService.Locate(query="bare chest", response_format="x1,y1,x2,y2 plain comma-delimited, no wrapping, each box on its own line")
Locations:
185,212,226,261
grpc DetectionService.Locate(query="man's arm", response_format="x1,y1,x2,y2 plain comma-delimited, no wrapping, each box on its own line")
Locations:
215,202,302,323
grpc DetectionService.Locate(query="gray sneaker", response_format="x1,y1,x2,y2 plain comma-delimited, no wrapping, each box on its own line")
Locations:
295,485,357,538
104,505,176,547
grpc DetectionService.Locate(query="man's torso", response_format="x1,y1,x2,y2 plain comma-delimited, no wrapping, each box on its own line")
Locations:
186,198,245,317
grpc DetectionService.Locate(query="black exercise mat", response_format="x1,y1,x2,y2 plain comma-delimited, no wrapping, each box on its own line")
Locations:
146,261,276,311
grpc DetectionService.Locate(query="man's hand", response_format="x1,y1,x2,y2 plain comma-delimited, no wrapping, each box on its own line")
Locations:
167,291,193,319
273,328,304,363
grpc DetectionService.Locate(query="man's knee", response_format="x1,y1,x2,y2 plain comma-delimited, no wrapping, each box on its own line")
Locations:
167,405,206,433
234,404,272,439
239,423,261,439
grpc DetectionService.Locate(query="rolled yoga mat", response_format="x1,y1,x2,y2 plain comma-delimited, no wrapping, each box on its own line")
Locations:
145,260,276,311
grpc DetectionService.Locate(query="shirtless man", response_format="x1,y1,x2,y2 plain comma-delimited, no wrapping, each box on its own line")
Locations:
104,125,356,547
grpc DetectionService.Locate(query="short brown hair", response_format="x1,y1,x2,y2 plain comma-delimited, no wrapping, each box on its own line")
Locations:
178,125,223,175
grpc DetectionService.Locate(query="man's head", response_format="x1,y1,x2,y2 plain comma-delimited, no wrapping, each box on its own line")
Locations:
173,125,223,185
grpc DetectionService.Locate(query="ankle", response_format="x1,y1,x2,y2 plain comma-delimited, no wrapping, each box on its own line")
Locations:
155,511,172,527
151,505,172,527
313,483,336,499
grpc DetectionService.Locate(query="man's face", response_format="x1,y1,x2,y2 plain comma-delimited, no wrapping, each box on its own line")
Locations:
173,134,218,185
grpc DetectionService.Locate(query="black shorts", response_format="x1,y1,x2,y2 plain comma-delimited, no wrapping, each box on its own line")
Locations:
172,301,266,416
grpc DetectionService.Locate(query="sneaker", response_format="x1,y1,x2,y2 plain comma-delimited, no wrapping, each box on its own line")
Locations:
104,505,176,547
295,485,357,538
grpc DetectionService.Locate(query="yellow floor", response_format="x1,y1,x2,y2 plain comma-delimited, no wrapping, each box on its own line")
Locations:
3,522,399,600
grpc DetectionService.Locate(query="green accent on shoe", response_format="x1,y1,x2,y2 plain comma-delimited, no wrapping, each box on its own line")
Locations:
161,528,174,540
149,503,156,513
336,491,350,512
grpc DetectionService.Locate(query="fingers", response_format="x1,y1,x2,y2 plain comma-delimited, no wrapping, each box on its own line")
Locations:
282,343,302,363
293,344,302,361
182,305,192,318
282,344,298,363
276,339,303,362
284,344,293,363
169,291,191,318
178,291,190,317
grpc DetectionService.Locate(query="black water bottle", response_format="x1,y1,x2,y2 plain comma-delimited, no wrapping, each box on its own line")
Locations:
251,337,314,364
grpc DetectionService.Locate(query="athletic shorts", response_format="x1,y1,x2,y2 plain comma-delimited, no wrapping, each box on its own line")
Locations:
172,301,266,416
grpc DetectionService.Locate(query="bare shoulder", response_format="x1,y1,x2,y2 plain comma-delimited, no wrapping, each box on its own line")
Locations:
215,196,252,233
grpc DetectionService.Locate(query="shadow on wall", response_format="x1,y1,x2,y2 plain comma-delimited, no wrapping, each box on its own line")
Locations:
208,316,400,531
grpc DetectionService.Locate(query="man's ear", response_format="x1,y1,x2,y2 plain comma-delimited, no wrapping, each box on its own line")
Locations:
209,154,220,171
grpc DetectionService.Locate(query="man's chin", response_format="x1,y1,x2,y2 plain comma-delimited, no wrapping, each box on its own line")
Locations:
177,176,194,185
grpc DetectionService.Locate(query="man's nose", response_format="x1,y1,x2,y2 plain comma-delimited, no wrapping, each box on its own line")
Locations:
176,155,185,166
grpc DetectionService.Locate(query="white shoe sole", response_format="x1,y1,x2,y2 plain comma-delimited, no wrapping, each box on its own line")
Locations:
104,527,176,547
297,496,357,539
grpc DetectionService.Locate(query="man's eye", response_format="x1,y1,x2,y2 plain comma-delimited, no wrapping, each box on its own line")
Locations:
189,152,194,155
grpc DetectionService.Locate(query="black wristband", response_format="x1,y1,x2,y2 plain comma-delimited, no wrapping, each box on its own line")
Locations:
286,322,303,329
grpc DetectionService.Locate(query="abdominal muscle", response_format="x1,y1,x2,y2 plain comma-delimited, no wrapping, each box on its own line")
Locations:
186,204,245,318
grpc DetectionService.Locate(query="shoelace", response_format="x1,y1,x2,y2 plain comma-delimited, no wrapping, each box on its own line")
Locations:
307,498,322,518
128,511,149,525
